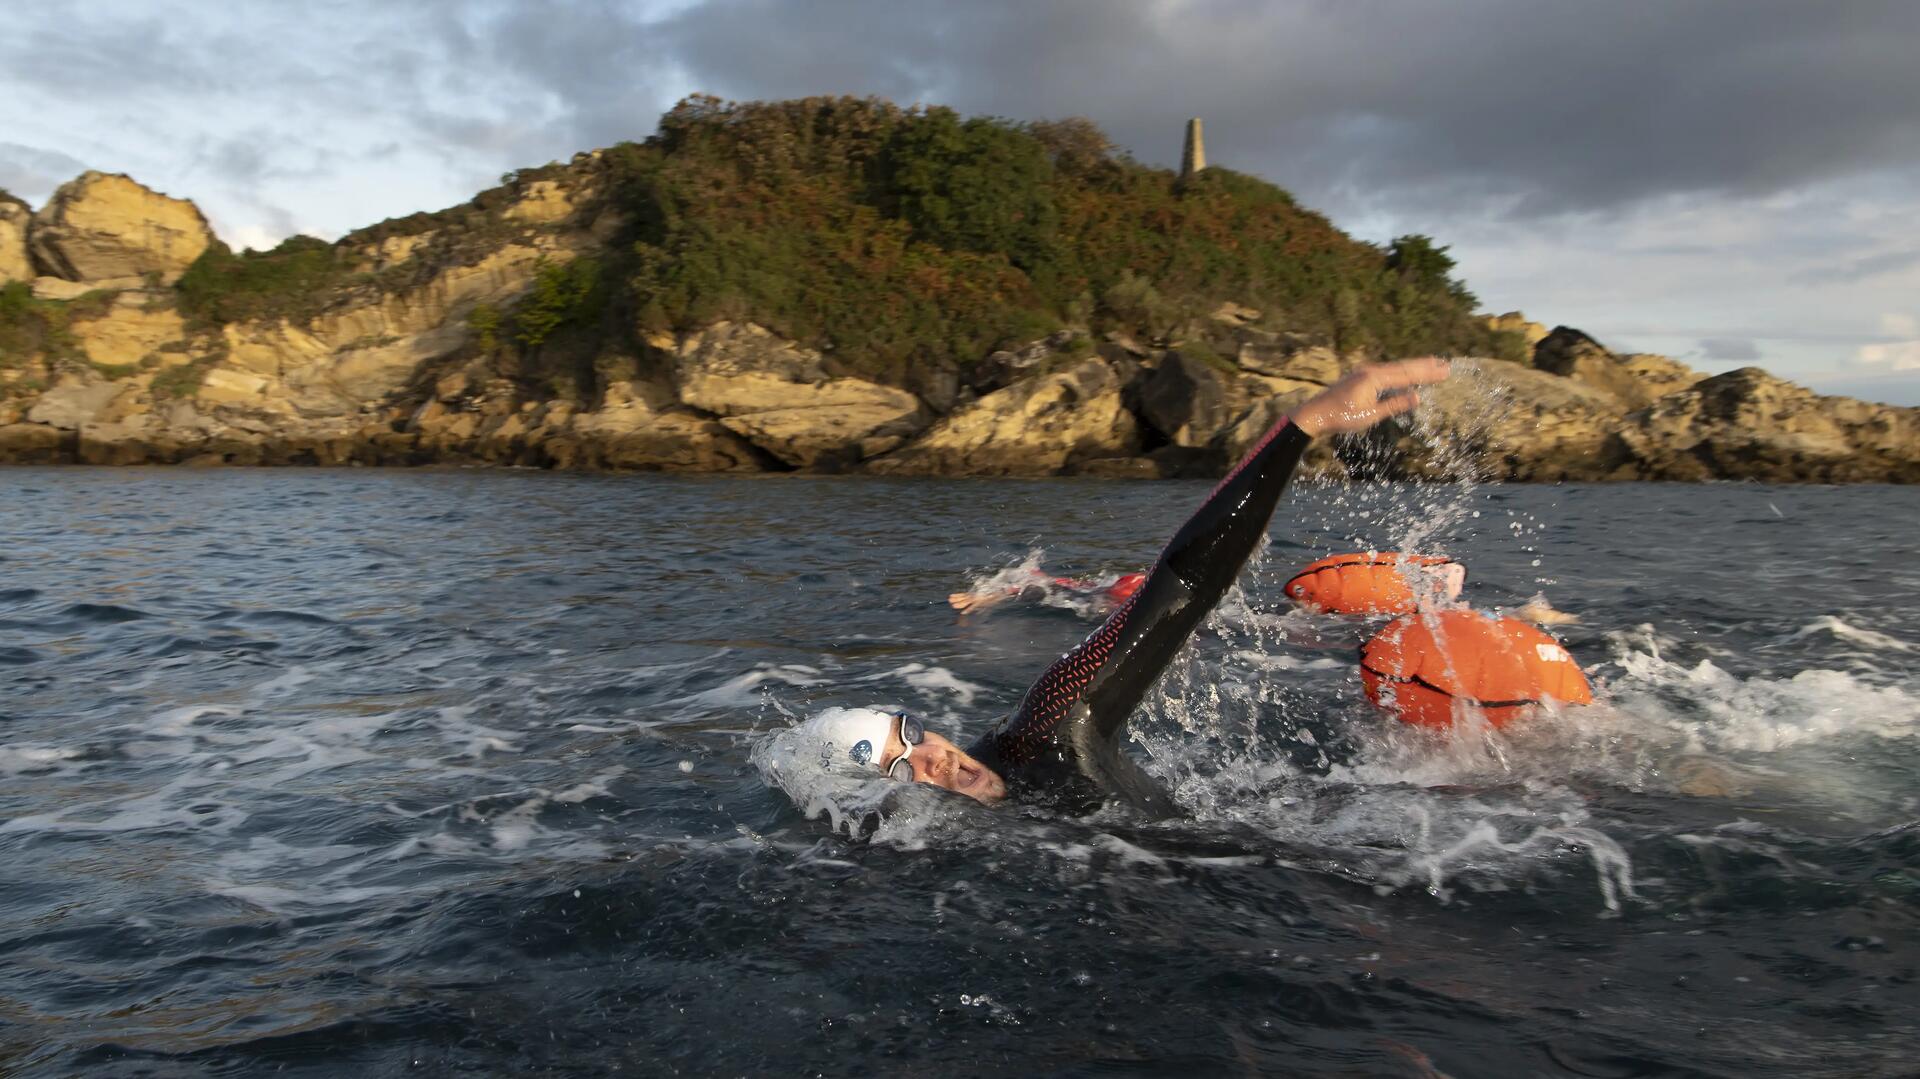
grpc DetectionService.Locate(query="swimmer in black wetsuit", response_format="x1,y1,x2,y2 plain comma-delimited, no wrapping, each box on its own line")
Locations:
804,358,1452,814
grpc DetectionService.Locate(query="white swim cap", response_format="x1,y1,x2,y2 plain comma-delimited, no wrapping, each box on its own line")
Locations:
803,707,901,775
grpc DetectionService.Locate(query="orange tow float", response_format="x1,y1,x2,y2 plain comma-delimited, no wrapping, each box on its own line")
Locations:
1284,552,1466,616
1358,609,1593,729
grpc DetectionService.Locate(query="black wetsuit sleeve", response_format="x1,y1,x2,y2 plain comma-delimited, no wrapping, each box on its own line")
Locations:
967,419,1314,812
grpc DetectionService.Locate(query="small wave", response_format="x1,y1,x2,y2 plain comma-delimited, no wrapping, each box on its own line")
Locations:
1776,615,1914,653
673,664,828,714
60,602,151,624
230,609,340,627
0,645,44,664
0,745,77,775
860,662,988,709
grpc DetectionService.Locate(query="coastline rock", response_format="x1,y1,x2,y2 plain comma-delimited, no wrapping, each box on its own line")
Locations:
547,388,762,472
25,376,121,430
1137,350,1234,447
868,358,1139,476
1211,301,1262,326
0,162,1911,485
28,172,214,286
0,422,73,462
672,322,924,468
1484,311,1549,352
1534,326,1701,409
70,290,188,367
1236,336,1345,384
1406,359,1633,481
0,192,31,284
1620,367,1920,483
29,277,100,301
971,331,1076,394
502,180,576,225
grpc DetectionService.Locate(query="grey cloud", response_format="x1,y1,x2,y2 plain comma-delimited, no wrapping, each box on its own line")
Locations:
439,0,689,157
0,15,225,100
0,142,91,204
17,1,1920,230
1792,247,1920,285
192,130,334,187
1697,337,1761,362
616,0,1920,222
1804,370,1920,407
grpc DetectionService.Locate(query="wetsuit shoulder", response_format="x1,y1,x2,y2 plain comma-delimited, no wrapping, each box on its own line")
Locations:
969,419,1314,815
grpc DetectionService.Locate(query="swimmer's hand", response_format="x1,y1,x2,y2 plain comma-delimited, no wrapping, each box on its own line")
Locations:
1290,357,1451,437
949,590,1011,614
1516,595,1580,625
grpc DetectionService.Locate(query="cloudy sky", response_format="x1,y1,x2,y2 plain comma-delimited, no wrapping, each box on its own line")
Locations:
5,0,1918,402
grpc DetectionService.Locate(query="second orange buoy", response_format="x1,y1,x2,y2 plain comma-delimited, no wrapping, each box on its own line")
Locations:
1285,552,1465,616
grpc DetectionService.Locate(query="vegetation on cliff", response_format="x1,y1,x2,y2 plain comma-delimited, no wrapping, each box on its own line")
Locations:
589,96,1511,384
0,282,119,380
174,235,348,328
163,96,1514,392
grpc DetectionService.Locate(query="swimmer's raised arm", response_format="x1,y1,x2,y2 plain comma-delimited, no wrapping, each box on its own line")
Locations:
967,358,1451,811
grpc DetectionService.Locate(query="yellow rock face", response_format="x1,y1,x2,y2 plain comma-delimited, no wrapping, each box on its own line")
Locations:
869,359,1139,476
196,367,274,406
28,172,213,285
504,181,575,224
70,292,187,367
1484,311,1549,351
0,196,32,284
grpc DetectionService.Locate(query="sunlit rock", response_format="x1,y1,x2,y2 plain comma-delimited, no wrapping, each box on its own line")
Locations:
672,322,925,468
1534,325,1702,409
0,192,32,284
868,358,1139,476
28,172,213,286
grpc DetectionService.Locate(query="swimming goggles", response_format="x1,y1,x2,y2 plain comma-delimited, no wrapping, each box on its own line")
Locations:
884,711,925,782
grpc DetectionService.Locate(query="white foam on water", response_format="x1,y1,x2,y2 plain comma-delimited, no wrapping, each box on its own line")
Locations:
0,745,78,774
1599,628,1919,753
0,772,251,837
862,662,989,709
1777,614,1914,654
676,664,828,713
193,770,631,912
1229,649,1346,673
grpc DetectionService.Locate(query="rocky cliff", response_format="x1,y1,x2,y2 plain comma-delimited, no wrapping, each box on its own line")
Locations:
1,163,1914,483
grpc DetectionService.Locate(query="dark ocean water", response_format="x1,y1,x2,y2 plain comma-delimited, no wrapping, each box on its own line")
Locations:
1,467,1915,1077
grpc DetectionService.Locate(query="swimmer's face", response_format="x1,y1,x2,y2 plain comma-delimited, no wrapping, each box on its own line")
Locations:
884,723,1007,804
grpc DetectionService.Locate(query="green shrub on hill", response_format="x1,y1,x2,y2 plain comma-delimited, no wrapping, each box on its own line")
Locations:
0,282,119,367
572,96,1505,388
513,258,605,347
175,235,347,328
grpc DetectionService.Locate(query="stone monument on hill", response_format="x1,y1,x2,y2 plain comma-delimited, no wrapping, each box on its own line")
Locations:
1180,118,1206,180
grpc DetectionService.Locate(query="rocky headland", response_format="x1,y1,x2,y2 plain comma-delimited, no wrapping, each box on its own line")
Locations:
3,100,1914,483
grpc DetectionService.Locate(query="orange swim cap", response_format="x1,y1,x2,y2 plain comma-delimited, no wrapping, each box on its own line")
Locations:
1284,553,1465,616
1358,609,1593,729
